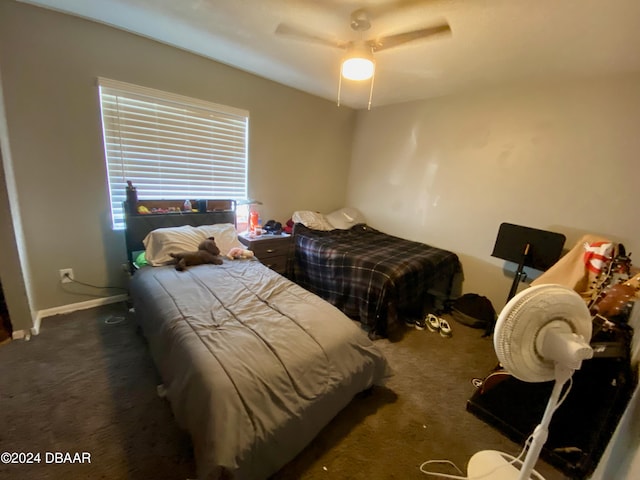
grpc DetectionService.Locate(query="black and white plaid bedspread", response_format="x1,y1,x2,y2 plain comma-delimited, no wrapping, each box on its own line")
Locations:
292,224,461,336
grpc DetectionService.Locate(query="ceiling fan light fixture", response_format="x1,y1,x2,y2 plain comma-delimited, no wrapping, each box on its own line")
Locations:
337,48,376,110
341,56,375,81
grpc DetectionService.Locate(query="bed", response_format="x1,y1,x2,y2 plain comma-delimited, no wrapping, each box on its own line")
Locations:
290,209,461,337
125,200,391,480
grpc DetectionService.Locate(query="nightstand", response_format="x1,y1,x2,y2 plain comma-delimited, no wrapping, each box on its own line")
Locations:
239,233,292,275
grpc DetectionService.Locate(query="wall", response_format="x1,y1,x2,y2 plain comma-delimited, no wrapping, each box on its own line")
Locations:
0,0,355,319
349,75,640,478
348,75,640,312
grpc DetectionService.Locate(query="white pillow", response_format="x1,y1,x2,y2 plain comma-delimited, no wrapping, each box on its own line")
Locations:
325,207,366,230
196,223,243,256
292,211,334,231
143,225,206,266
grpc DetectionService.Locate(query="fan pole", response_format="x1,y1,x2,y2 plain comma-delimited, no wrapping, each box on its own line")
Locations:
517,367,571,480
485,242,531,336
508,243,530,302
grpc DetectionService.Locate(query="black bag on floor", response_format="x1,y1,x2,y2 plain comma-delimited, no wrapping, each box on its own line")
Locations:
447,293,496,329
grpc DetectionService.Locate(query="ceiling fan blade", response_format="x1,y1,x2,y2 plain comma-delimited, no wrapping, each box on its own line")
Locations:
370,23,451,52
275,23,346,49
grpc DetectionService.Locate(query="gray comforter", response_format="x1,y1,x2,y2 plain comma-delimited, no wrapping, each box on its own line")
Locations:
129,259,391,480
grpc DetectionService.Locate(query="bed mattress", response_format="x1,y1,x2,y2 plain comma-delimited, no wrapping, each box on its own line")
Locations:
129,259,391,480
292,224,461,336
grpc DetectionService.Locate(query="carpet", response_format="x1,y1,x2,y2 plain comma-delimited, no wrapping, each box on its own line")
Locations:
0,302,567,479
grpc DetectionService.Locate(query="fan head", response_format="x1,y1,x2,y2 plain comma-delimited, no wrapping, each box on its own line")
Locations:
350,8,371,32
494,284,593,383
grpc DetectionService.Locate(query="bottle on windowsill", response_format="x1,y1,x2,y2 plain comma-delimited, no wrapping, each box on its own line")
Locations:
126,180,137,215
183,199,192,212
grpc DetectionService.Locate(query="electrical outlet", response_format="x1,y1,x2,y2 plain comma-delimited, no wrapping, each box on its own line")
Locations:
59,268,74,284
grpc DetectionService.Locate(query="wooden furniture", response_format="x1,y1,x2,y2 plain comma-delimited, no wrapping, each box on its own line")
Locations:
239,233,292,275
123,199,236,271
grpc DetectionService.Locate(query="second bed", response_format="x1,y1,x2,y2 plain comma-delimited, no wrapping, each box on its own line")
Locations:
291,220,461,337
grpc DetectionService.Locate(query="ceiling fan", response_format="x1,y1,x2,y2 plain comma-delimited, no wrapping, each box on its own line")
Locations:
274,2,451,108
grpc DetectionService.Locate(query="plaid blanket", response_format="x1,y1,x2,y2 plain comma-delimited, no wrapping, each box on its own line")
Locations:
292,224,461,336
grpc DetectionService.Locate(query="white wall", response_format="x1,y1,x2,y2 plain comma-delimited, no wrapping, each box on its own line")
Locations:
348,75,640,312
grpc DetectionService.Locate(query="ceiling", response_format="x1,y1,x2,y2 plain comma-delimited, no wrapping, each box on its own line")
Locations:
19,0,640,109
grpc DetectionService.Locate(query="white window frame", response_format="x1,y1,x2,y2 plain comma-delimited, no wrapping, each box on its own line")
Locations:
97,78,249,229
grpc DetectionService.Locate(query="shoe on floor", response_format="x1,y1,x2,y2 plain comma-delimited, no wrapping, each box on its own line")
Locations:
439,318,452,338
404,318,416,327
414,317,427,330
426,314,440,333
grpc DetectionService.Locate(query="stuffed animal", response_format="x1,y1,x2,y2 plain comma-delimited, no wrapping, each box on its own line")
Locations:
170,237,223,271
226,247,255,260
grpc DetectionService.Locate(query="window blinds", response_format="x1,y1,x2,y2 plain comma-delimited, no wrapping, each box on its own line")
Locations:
98,78,249,229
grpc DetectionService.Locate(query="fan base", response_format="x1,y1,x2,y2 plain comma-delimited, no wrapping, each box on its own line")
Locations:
467,450,545,480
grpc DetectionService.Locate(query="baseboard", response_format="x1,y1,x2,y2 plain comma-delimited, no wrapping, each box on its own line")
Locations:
33,294,129,335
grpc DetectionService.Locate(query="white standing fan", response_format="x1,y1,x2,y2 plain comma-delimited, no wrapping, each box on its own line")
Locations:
467,284,594,480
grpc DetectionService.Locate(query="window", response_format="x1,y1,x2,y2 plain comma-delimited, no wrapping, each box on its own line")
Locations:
98,78,249,229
